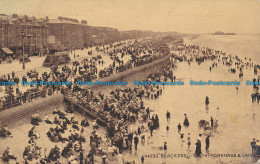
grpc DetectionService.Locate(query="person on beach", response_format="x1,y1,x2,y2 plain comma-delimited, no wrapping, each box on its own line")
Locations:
150,125,154,137
205,96,209,105
138,127,141,135
177,123,182,133
166,111,171,122
195,140,202,157
180,133,184,143
134,135,139,150
80,151,84,164
141,155,145,163
183,114,189,127
164,142,167,150
205,136,210,150
187,133,191,151
2,147,17,162
166,126,169,133
210,117,214,129
146,107,150,118
251,138,256,154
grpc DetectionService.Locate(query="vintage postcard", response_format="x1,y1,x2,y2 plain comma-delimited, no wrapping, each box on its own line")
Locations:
0,0,259,163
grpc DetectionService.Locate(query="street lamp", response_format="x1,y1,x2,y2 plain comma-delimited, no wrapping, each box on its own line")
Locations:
73,32,76,58
21,29,26,69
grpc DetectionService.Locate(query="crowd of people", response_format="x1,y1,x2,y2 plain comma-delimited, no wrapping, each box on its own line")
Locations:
172,43,259,158
1,39,260,163
0,39,170,112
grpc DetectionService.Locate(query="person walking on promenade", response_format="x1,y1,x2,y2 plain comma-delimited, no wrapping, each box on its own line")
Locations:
205,136,210,150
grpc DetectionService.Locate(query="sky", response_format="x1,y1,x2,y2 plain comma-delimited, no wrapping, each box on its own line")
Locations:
0,0,260,33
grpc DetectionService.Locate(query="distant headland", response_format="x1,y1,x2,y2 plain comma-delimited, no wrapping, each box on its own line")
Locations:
212,31,236,35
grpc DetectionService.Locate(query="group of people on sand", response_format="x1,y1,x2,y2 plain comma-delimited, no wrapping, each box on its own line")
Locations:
164,107,217,157
0,126,12,138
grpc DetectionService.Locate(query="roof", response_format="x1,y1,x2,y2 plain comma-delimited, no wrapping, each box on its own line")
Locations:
1,48,13,54
47,19,84,26
0,18,43,26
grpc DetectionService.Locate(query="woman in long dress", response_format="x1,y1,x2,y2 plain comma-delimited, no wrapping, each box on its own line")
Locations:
195,140,202,157
183,114,189,126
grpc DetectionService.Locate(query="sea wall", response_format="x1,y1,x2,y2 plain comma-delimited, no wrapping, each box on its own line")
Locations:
81,54,171,91
0,94,64,128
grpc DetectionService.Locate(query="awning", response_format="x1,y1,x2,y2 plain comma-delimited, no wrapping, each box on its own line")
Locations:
1,48,13,54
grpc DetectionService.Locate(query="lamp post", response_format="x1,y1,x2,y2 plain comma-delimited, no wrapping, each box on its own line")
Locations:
73,32,76,58
21,29,26,69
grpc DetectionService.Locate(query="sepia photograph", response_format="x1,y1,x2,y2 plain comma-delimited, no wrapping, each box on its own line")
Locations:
0,0,259,163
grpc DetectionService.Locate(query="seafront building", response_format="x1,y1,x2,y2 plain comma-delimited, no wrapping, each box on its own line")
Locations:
0,14,48,59
0,13,159,62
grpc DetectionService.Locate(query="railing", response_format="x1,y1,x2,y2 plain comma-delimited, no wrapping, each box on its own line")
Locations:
0,87,55,111
64,92,108,125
